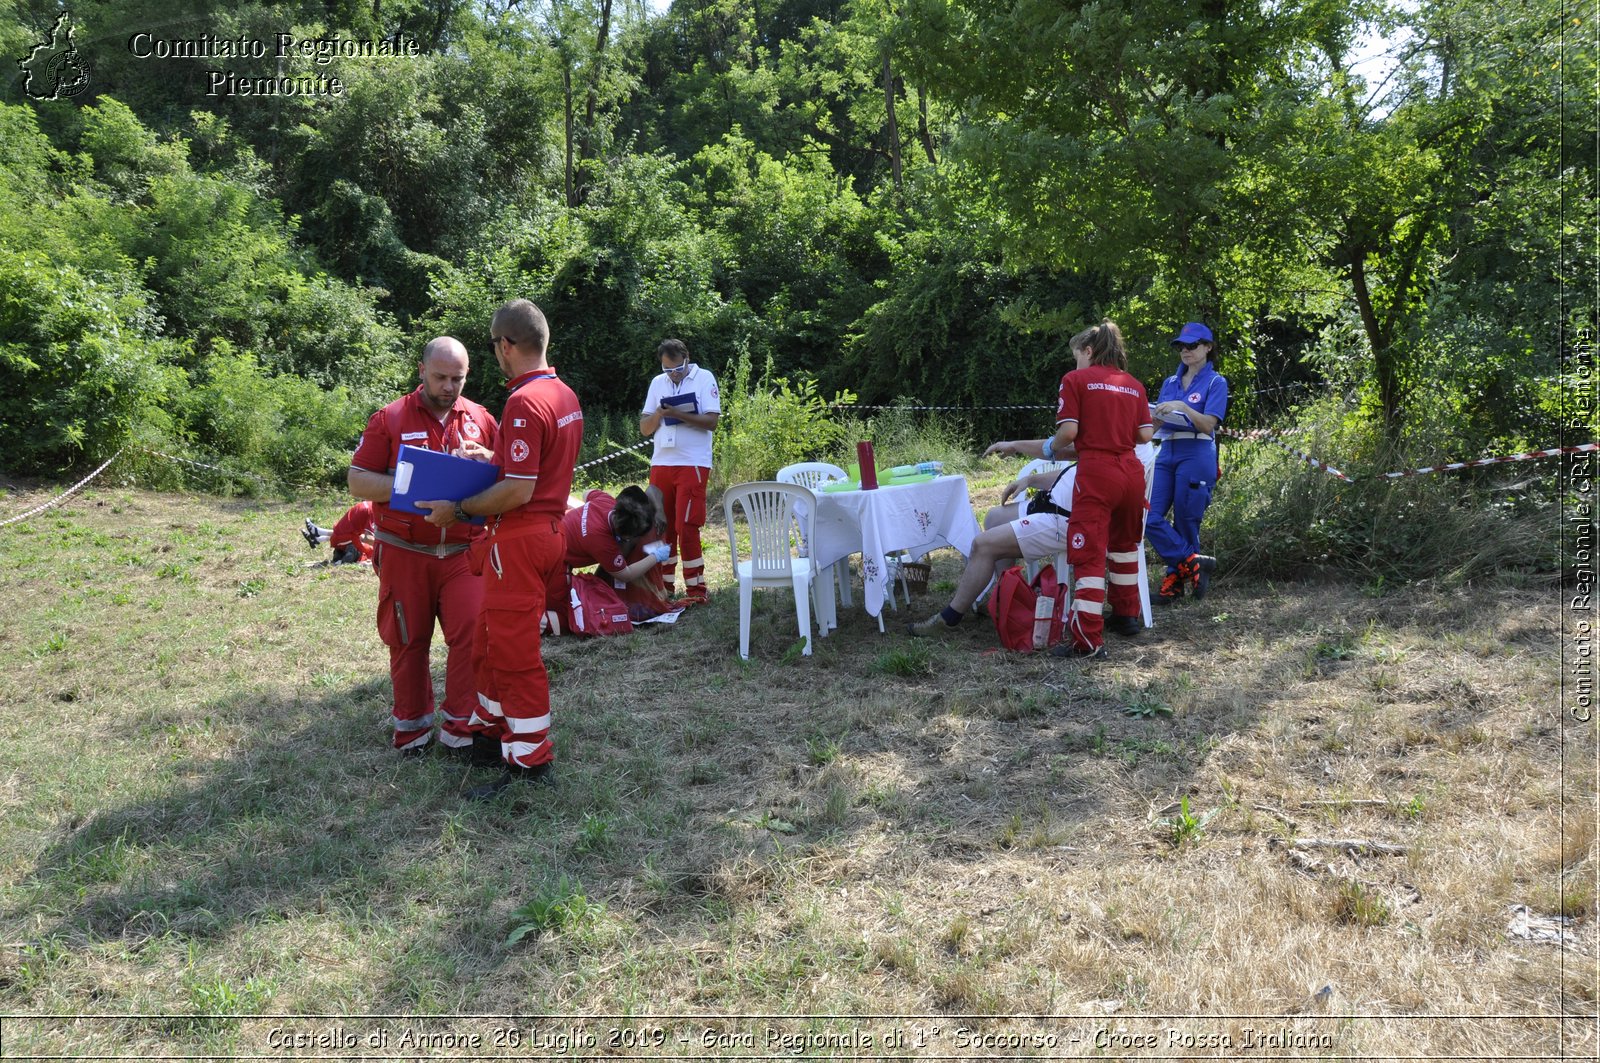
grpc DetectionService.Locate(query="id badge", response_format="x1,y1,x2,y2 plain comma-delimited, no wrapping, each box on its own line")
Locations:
657,425,677,448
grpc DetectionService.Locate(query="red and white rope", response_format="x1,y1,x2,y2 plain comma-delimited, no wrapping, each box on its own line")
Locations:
1380,443,1600,478
1217,426,1352,481
1218,426,1596,482
0,448,124,528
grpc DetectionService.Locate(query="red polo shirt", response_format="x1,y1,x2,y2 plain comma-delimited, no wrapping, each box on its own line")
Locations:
1056,366,1152,454
496,368,583,530
352,388,499,544
562,490,628,571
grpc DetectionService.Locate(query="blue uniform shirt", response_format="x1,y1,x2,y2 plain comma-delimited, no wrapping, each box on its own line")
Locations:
1153,362,1229,438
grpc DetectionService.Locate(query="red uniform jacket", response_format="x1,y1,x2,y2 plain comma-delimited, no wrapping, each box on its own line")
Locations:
351,388,499,547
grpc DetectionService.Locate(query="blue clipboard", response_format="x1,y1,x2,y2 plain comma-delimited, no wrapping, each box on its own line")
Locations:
390,444,500,525
660,393,698,427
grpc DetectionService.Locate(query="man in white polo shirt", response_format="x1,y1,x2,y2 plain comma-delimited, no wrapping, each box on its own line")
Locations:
639,339,721,604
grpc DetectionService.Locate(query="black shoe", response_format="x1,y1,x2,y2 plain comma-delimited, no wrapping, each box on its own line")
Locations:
302,518,320,549
1050,641,1107,660
467,733,503,767
439,742,474,764
399,744,430,760
467,762,554,801
1193,555,1216,600
1106,614,1142,637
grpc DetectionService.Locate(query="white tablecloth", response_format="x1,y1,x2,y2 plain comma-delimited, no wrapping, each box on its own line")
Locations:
812,475,981,619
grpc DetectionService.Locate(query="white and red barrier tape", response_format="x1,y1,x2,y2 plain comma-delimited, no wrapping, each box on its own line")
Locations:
575,438,652,472
1380,443,1600,479
0,448,125,528
1216,426,1353,481
1216,426,1598,482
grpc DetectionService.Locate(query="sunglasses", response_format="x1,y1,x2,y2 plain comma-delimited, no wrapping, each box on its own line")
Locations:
489,334,517,355
664,361,693,375
1177,341,1206,351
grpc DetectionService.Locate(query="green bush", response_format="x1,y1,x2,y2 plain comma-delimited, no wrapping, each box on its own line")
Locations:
177,344,367,490
1205,400,1557,583
832,401,978,477
712,345,857,491
0,253,181,474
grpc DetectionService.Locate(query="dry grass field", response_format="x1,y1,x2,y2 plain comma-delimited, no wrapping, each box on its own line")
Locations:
0,478,1594,1059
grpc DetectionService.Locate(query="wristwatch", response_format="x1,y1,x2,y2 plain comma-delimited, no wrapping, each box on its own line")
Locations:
453,503,469,523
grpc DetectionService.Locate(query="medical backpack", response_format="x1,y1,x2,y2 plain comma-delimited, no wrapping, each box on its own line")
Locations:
991,563,1069,652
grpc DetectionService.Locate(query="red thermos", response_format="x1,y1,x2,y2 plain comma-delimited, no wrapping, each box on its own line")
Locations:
857,441,878,490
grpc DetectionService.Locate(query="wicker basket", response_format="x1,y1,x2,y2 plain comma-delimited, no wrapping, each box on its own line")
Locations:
898,560,931,595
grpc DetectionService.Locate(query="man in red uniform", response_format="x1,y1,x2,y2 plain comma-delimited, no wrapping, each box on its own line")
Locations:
302,500,376,564
419,299,583,798
1048,320,1154,659
349,338,499,757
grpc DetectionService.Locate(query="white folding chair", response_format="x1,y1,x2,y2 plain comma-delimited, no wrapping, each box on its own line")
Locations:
1136,441,1155,628
775,461,853,608
723,482,830,659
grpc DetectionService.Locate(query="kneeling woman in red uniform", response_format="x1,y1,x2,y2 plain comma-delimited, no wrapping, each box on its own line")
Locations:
1049,320,1154,659
554,485,675,629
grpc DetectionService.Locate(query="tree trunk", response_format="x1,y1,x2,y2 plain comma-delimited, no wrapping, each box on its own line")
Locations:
581,0,613,166
1347,250,1401,435
882,50,902,194
916,86,937,165
563,63,575,207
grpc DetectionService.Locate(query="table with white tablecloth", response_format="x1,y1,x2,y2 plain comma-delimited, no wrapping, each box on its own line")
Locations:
810,475,981,625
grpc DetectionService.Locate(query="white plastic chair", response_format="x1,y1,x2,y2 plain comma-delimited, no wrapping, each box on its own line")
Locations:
723,482,830,659
1018,459,1076,583
773,461,913,614
776,461,853,611
1018,457,1073,481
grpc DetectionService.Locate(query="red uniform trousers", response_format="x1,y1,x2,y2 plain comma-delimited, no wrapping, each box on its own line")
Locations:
330,502,375,562
471,520,564,769
648,464,710,600
373,542,483,751
1065,451,1147,652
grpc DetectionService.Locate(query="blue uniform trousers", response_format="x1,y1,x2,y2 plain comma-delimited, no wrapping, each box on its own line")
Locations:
1146,438,1216,569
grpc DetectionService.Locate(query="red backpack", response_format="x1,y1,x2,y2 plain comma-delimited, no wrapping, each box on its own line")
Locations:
992,563,1069,652
551,572,635,637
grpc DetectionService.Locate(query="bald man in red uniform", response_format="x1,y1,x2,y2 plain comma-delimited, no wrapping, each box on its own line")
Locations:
419,299,582,798
349,338,499,756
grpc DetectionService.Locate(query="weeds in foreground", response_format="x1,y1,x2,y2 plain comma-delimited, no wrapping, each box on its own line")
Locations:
1331,881,1391,927
872,643,933,677
1120,682,1173,719
1154,796,1220,849
506,878,600,944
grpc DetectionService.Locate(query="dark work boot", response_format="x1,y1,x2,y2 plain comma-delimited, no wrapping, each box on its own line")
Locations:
466,762,554,801
1192,555,1216,600
1106,614,1142,637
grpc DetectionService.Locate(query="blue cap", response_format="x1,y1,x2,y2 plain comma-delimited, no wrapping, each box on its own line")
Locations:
1172,322,1214,346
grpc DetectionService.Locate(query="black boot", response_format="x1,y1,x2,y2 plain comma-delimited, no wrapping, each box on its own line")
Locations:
467,762,554,801
1106,614,1142,637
